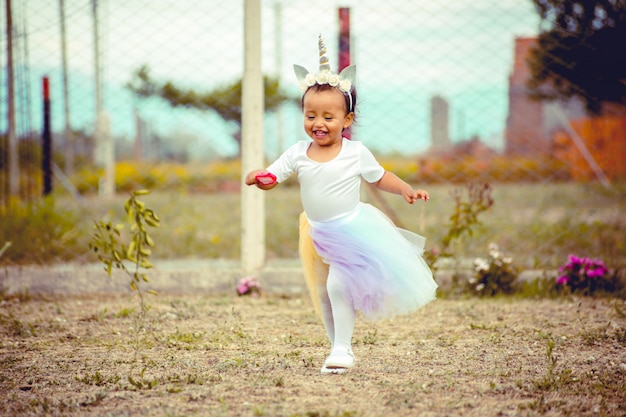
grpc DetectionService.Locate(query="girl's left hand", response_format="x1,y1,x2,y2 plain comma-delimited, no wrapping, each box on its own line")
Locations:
405,189,429,204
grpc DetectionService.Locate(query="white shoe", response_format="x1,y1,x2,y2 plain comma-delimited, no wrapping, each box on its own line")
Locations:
320,364,347,375
323,349,356,372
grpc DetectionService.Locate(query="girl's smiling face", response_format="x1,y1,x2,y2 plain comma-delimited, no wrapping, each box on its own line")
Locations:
302,86,354,148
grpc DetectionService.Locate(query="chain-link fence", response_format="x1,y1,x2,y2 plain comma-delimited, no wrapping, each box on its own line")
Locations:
2,0,544,168
1,0,625,268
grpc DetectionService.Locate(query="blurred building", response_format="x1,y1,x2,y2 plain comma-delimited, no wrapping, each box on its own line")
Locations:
430,95,451,151
505,37,550,156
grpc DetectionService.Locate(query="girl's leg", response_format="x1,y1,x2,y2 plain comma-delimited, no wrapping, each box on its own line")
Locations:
317,283,335,348
320,265,356,373
326,265,356,355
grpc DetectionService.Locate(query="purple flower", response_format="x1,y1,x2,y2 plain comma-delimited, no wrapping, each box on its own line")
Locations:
586,269,599,278
556,254,610,293
568,254,582,265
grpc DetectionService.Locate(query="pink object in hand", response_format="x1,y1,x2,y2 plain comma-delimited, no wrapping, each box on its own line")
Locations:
255,172,276,185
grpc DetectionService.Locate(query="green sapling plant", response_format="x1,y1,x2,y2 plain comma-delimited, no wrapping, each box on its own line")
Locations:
425,182,494,267
89,189,160,313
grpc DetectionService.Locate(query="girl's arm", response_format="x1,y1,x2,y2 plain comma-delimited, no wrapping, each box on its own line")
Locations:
373,171,429,205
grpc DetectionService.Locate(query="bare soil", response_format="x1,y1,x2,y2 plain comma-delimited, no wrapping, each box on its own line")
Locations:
1,291,625,417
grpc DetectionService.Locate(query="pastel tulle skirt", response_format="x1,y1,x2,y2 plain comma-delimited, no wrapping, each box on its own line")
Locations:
299,203,437,321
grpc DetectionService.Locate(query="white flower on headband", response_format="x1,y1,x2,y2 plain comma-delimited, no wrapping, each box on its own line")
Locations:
338,79,352,94
316,72,329,85
304,73,316,87
328,73,340,87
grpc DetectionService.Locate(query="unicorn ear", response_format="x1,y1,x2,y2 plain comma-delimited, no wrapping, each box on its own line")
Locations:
293,64,310,82
339,65,356,83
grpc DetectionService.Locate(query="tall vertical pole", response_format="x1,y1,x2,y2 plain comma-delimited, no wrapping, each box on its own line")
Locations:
59,0,73,174
274,2,284,159
5,0,19,198
241,0,265,276
92,0,102,166
42,77,52,195
92,0,114,197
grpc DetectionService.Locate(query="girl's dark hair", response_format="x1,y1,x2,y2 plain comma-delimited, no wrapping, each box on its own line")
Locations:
301,83,357,116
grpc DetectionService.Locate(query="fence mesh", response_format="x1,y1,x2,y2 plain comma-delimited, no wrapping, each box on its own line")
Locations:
1,0,624,269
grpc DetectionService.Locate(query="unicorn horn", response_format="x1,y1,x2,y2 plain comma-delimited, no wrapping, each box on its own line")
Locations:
318,34,331,73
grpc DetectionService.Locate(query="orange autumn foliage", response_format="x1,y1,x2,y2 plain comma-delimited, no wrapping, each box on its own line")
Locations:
554,116,626,181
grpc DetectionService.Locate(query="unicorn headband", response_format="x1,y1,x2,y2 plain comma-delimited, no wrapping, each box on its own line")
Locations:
293,35,357,112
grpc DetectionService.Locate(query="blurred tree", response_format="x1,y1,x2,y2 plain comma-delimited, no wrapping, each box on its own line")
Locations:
527,0,626,114
127,65,294,151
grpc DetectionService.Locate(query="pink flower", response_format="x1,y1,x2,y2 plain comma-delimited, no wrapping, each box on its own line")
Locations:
568,254,582,264
236,283,249,295
556,254,610,292
236,276,261,296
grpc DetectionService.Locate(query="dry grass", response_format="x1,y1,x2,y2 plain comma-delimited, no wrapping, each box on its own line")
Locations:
45,182,625,269
1,181,623,268
1,291,624,416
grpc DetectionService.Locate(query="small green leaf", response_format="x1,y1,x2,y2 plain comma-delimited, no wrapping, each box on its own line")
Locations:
144,217,159,227
127,240,136,259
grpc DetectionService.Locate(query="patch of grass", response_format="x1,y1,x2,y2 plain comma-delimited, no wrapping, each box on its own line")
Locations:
164,330,204,349
518,275,561,298
0,198,82,264
115,307,135,318
0,313,37,337
356,329,378,345
0,286,32,303
75,371,121,386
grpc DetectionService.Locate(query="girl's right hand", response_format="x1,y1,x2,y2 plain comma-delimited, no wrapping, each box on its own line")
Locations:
245,170,278,189
245,170,262,186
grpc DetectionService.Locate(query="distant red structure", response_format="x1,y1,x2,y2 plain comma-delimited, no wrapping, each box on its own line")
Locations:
505,37,550,156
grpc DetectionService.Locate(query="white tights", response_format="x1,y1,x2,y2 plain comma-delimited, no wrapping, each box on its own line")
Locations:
318,264,355,353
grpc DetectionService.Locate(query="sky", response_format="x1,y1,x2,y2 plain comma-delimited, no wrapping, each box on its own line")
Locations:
1,0,540,159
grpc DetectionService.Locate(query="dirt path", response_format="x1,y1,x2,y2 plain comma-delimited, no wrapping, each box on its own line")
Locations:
1,290,625,416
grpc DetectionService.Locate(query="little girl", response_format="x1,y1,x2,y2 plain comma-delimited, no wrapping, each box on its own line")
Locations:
245,36,437,374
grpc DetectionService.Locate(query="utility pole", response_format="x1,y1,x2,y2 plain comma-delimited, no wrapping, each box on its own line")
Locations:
5,0,19,198
59,0,73,174
241,0,265,276
92,0,102,166
274,2,284,159
91,0,114,197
